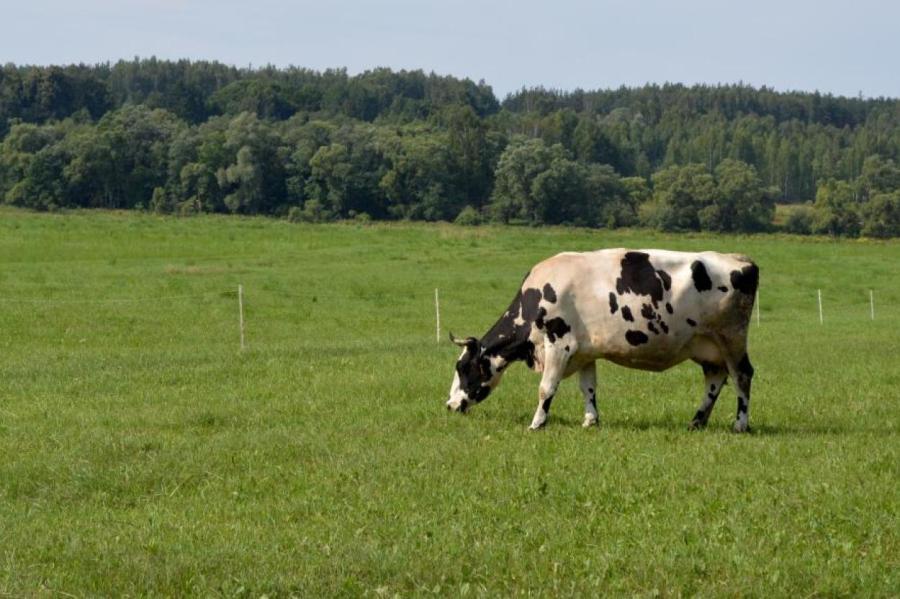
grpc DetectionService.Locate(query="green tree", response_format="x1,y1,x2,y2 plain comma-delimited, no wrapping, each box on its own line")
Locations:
489,137,567,223
812,179,861,236
856,155,900,201
641,164,716,231
530,157,592,225
861,192,900,238
700,159,774,232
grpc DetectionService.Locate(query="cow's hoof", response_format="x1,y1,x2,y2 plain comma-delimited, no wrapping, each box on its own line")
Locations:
582,414,599,428
528,421,546,431
732,421,751,433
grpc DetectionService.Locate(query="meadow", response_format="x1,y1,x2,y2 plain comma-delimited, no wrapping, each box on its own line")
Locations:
0,207,897,597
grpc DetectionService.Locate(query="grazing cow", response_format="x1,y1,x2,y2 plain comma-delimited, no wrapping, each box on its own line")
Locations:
446,249,758,432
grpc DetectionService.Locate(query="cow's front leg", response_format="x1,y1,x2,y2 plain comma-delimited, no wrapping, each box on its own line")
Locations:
690,362,728,429
529,344,568,430
579,362,599,428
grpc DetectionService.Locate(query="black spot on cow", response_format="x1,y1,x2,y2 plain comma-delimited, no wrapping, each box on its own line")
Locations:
542,283,557,303
737,354,754,378
544,317,571,343
708,393,717,401
659,320,669,334
686,318,697,327
656,269,672,291
640,303,656,321
522,341,536,368
736,398,748,416
625,330,649,346
710,384,716,392
615,252,664,307
564,345,570,352
647,321,659,335
535,306,547,330
621,306,634,322
690,261,713,292
730,263,759,296
520,288,543,322
589,397,597,411
588,387,594,395
665,302,673,314
477,286,545,368
718,285,728,292
608,292,618,314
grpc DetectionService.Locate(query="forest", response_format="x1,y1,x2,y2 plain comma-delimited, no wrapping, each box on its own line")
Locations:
1,58,898,236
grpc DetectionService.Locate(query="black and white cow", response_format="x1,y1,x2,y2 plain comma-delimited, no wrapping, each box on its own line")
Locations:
446,249,758,432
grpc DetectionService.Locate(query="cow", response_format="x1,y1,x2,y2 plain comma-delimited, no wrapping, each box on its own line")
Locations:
446,249,758,432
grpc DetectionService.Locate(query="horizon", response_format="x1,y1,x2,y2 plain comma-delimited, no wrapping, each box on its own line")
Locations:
5,58,897,103
4,0,898,101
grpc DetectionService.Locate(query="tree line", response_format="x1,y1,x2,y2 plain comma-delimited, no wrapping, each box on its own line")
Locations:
1,59,898,237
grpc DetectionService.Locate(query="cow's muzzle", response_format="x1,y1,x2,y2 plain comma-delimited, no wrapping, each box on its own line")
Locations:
446,398,469,413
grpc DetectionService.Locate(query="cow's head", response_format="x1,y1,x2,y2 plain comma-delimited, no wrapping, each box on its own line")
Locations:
446,332,505,413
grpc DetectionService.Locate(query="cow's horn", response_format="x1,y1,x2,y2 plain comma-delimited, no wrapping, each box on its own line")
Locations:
449,332,467,346
449,332,477,348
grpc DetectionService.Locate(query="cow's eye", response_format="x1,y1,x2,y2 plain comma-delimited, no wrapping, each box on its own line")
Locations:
478,359,491,377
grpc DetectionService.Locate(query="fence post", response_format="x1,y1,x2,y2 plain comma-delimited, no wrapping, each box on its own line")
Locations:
870,289,875,320
435,288,440,343
238,284,246,350
817,289,823,324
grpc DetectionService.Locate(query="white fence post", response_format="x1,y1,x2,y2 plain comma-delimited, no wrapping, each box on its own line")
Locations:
817,289,823,324
870,289,875,320
435,288,441,343
238,284,246,350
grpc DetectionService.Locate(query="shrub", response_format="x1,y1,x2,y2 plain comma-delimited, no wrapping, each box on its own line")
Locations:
454,205,482,226
783,205,815,234
861,192,900,238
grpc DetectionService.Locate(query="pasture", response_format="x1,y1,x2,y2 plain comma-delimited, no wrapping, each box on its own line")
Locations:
0,207,897,596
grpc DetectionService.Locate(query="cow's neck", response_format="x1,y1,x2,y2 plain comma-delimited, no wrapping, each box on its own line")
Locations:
480,315,536,369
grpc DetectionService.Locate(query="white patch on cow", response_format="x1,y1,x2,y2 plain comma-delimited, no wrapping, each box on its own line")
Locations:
446,349,468,411
488,354,505,374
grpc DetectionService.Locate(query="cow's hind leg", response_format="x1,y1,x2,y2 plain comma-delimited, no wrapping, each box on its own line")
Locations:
689,362,728,429
714,336,754,433
579,362,599,428
728,353,754,433
529,343,569,431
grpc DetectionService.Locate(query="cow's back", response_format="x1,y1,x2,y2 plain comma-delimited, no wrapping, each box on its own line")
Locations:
523,249,757,371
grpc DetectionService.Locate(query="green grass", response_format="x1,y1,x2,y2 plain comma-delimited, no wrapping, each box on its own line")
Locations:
1,207,897,597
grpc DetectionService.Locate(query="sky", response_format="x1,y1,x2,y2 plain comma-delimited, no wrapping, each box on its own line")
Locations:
3,0,898,99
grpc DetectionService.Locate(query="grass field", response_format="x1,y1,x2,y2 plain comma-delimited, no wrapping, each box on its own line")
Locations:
1,207,898,597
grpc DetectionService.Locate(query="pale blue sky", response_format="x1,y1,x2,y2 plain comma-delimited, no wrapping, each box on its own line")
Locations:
4,0,898,99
